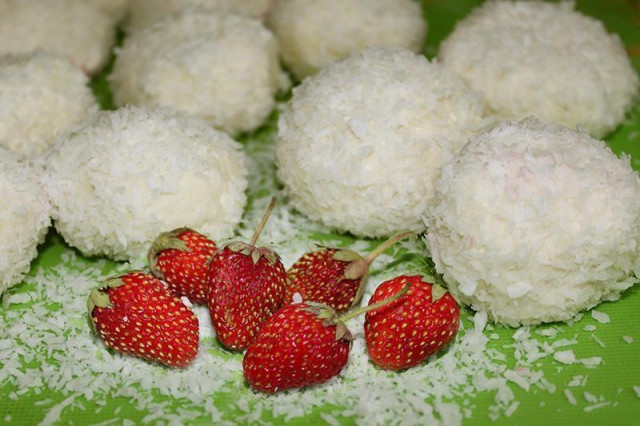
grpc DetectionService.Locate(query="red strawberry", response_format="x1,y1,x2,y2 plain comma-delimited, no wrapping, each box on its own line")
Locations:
243,303,350,393
364,275,460,371
207,198,287,350
285,232,412,311
147,227,217,304
87,271,199,368
243,283,410,393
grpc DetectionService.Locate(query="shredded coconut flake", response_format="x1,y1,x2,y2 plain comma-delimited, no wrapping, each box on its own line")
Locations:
590,335,606,348
564,389,577,405
291,292,303,304
554,350,577,365
591,310,611,324
579,357,602,368
584,402,611,412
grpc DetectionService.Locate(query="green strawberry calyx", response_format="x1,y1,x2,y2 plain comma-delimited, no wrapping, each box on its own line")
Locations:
226,241,280,265
147,227,191,279
431,284,448,302
303,303,354,341
86,272,144,334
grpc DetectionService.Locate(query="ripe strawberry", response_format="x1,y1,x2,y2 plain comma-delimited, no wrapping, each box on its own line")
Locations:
147,227,217,304
243,283,410,393
87,271,199,368
243,303,350,393
285,232,412,311
207,198,287,350
364,275,460,371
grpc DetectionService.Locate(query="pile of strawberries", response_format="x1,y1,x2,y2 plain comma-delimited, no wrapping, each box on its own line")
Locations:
87,199,460,393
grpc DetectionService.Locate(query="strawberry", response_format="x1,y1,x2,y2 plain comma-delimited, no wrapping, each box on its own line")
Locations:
364,275,459,371
285,232,412,311
242,303,351,393
87,271,199,368
147,227,217,304
243,283,409,393
207,198,287,350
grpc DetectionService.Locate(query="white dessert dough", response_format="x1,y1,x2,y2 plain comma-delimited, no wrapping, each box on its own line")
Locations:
438,0,639,138
125,0,272,32
111,10,287,136
87,0,130,22
267,0,427,80
0,52,98,158
425,118,640,326
43,107,249,261
0,0,116,74
0,147,50,296
276,48,486,238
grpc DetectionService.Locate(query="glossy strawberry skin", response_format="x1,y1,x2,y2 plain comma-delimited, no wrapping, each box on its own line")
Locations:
285,248,362,311
364,275,460,371
207,246,287,350
243,303,350,393
88,271,199,368
148,228,217,305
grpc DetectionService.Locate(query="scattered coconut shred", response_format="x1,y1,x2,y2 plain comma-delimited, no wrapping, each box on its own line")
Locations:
0,132,626,425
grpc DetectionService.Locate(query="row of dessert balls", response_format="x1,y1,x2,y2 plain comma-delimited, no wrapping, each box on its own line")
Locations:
0,0,425,156
2,1,637,158
1,1,639,328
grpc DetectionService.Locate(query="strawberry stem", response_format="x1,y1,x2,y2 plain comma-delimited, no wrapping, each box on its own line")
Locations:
363,231,414,266
336,282,410,323
249,197,276,246
343,231,413,280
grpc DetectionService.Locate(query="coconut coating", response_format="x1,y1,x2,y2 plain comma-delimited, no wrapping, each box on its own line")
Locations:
267,0,427,80
438,0,639,139
0,52,98,158
0,0,116,74
0,147,51,295
276,48,486,238
87,0,130,22
425,118,640,326
42,106,248,261
125,0,272,33
111,10,286,136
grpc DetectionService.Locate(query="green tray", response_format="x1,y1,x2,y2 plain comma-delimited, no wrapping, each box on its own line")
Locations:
1,1,639,425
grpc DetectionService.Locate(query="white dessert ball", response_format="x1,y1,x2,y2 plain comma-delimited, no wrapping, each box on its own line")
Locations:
438,0,639,139
0,52,99,158
111,10,286,136
42,106,249,261
267,0,427,80
425,118,640,326
276,48,486,238
87,0,130,22
0,0,117,74
126,0,272,32
0,147,51,296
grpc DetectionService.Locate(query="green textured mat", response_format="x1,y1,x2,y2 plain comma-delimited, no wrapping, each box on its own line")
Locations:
1,1,640,425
